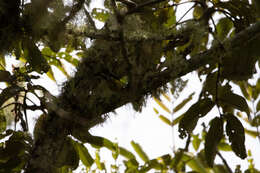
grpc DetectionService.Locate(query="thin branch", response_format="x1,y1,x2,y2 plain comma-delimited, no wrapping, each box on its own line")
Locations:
184,134,191,151
83,6,97,31
126,0,169,15
217,151,233,173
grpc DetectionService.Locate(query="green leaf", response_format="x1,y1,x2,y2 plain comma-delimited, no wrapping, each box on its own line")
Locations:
173,92,195,113
163,7,176,28
22,39,50,73
182,153,208,173
218,142,232,151
205,117,223,167
225,113,247,159
172,114,184,126
73,142,94,168
154,97,171,114
192,134,201,151
244,128,259,138
91,8,109,22
159,115,172,126
131,141,149,162
235,81,251,100
0,85,23,107
46,67,56,82
219,86,250,118
117,146,136,160
193,5,204,19
178,98,215,139
216,17,234,41
162,93,171,102
153,108,159,114
95,150,105,170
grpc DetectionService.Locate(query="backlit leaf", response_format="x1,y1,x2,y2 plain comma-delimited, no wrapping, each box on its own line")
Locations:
162,93,171,102
73,142,94,168
244,128,259,138
192,134,201,151
172,114,184,126
182,152,208,173
154,97,171,114
159,115,172,126
225,113,247,159
92,8,109,22
173,92,195,113
46,68,56,82
153,108,159,114
131,141,149,162
218,142,232,151
205,117,223,167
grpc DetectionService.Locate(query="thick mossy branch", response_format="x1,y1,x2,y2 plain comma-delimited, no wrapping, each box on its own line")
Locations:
26,11,260,173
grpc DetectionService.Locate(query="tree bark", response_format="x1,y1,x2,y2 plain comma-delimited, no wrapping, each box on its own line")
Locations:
25,21,260,172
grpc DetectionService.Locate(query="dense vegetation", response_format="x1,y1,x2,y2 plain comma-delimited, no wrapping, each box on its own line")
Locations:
0,0,260,172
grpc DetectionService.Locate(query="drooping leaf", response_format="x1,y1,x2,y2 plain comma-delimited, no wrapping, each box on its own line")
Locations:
131,141,149,162
159,115,172,126
72,142,94,168
178,98,215,138
154,97,171,114
225,113,247,159
117,146,136,160
173,92,195,113
205,117,223,167
219,85,250,119
22,39,50,73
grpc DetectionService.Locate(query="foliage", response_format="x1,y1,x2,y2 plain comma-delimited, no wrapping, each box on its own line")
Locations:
0,0,259,172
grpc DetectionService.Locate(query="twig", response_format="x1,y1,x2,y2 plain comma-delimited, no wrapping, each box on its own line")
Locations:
126,0,168,15
184,134,191,151
217,151,233,173
83,6,97,31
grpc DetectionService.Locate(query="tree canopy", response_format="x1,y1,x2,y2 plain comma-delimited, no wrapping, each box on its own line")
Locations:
0,0,260,172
